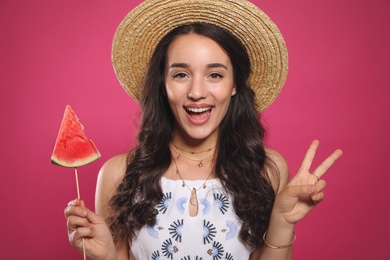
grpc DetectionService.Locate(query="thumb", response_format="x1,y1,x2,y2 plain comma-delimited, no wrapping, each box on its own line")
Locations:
285,184,317,199
79,199,86,208
83,206,105,225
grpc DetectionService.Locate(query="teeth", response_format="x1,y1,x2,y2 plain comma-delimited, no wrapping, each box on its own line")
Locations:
186,107,211,113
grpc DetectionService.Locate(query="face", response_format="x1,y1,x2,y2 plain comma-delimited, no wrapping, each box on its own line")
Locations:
164,33,236,143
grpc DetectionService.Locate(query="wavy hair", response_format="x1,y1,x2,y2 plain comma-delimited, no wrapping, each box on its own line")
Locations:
108,23,278,249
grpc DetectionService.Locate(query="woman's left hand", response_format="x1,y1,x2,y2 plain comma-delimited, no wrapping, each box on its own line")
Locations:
273,140,343,226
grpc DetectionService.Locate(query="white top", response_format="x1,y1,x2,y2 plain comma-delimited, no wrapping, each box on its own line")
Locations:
130,177,252,259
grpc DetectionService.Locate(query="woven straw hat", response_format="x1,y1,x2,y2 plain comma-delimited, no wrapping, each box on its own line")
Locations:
112,0,288,111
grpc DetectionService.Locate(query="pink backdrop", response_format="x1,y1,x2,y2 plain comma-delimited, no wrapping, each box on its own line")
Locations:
1,0,389,259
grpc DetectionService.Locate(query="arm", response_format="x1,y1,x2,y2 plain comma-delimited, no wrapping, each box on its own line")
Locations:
250,147,292,260
64,154,130,260
251,140,342,260
95,154,130,260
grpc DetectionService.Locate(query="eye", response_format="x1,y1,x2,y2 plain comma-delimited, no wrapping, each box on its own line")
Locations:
209,72,223,79
173,72,188,79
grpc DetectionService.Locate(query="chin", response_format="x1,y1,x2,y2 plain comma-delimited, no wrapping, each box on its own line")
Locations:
182,127,218,141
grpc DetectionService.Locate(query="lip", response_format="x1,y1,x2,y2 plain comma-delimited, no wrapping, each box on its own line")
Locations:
183,104,213,125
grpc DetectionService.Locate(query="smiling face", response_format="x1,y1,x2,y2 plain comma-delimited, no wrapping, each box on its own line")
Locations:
164,33,236,145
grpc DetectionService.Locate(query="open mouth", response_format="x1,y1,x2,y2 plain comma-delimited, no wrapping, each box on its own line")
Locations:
185,107,212,115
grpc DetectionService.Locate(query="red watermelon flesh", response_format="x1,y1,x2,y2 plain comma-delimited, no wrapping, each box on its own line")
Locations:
51,105,101,168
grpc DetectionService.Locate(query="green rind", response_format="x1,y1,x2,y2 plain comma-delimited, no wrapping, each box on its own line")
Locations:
51,152,101,168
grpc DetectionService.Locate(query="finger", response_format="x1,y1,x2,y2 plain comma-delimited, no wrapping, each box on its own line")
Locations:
311,191,325,203
285,184,318,199
67,199,87,208
67,199,80,207
67,215,91,233
313,148,343,179
315,179,326,192
310,179,327,204
310,172,325,185
299,140,320,172
64,204,87,219
83,207,106,225
68,227,94,247
311,172,320,184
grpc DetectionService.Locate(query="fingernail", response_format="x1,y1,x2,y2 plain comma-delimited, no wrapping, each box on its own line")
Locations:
80,209,87,216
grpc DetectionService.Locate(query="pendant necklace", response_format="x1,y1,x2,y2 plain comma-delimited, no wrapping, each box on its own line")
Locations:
170,142,215,168
173,159,214,207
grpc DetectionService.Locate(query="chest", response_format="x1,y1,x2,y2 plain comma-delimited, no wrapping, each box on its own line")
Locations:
130,178,251,259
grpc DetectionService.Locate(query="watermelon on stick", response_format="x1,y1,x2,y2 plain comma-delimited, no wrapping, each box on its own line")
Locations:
51,105,101,260
51,105,100,167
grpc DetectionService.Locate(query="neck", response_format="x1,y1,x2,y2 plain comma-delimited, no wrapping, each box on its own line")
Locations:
171,131,218,157
170,153,215,181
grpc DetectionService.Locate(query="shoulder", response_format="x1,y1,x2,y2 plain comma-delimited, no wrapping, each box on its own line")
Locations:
265,148,288,174
264,148,290,193
99,153,128,180
97,154,128,191
95,153,128,216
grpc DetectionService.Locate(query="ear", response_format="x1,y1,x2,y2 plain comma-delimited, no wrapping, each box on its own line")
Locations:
231,85,237,96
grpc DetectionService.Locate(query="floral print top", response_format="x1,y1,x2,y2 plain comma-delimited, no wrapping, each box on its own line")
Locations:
130,177,251,259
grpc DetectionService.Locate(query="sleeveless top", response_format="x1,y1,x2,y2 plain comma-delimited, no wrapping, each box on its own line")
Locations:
130,177,252,259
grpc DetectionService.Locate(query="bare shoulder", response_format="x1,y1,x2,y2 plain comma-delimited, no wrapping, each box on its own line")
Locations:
95,154,128,216
99,153,128,180
264,148,290,193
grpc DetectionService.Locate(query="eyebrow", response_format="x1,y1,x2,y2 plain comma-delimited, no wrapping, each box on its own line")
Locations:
207,63,228,70
169,63,190,69
168,63,228,70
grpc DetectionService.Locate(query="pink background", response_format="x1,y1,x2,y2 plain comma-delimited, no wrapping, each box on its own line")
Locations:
1,0,389,259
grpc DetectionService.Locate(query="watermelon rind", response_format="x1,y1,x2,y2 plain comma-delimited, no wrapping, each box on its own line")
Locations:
51,105,101,168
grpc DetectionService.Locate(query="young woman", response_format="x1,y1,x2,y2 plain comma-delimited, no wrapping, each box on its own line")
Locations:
65,1,342,259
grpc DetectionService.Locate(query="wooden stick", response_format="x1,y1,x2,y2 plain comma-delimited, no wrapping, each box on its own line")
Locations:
74,168,86,260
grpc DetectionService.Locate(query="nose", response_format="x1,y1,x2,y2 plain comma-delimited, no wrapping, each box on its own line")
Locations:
187,77,207,100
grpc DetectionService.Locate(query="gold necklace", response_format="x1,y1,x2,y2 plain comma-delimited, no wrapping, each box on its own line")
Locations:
171,145,214,167
171,142,215,154
173,159,214,206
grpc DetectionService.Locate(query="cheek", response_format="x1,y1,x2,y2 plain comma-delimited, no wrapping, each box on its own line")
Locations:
214,95,232,119
165,83,187,107
165,88,182,114
166,90,178,107
164,84,175,103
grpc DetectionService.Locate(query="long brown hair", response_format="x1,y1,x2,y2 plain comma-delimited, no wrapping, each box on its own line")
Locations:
108,23,278,249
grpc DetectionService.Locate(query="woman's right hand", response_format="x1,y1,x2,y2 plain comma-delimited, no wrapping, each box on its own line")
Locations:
64,199,117,260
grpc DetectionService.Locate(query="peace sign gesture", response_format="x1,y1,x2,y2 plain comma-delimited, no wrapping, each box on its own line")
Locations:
273,140,343,226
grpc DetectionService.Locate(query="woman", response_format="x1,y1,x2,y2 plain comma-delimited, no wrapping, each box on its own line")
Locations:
65,1,342,259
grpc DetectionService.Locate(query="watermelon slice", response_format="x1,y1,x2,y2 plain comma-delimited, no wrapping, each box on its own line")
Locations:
51,105,101,168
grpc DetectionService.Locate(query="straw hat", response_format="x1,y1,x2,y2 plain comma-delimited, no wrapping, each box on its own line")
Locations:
112,0,288,111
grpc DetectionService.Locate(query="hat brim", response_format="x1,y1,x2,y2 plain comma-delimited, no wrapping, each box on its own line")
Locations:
112,0,288,111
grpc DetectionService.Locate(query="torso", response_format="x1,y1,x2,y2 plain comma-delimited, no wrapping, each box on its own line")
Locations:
130,177,252,259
